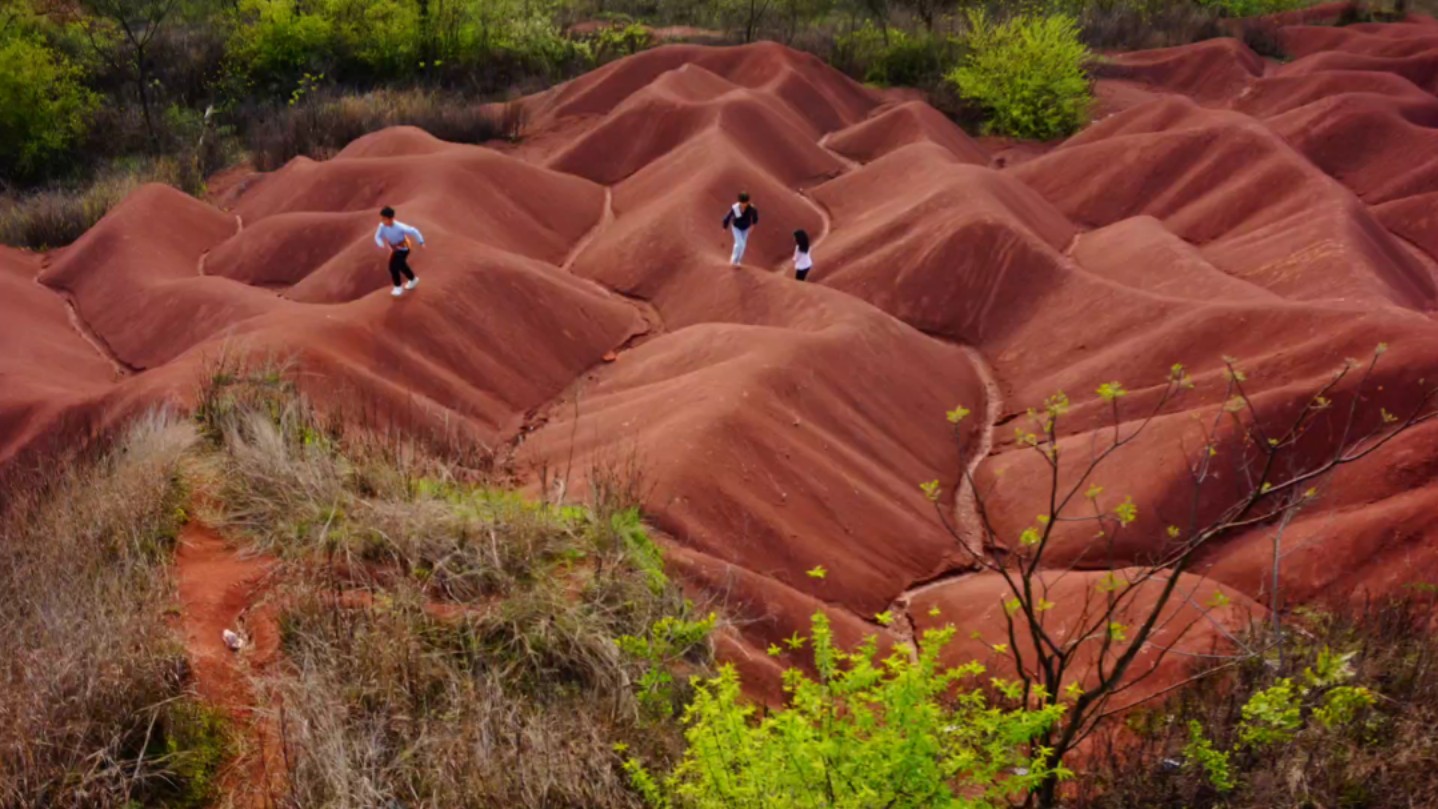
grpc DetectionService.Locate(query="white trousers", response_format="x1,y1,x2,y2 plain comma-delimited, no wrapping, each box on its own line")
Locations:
730,227,750,265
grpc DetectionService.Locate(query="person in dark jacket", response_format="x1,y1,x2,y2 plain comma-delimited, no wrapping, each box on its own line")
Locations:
722,192,759,267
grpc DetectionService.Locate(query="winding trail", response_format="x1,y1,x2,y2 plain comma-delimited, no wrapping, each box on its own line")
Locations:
33,267,137,378
804,131,1007,651
174,520,284,808
561,186,615,274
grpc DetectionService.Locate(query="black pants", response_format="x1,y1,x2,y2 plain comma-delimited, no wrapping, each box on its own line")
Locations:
388,248,415,286
796,267,810,281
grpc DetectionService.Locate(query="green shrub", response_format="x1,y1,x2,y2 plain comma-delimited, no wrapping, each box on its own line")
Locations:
834,22,964,87
1196,0,1315,17
626,613,1067,808
947,10,1093,140
590,21,655,63
226,0,337,88
0,35,98,181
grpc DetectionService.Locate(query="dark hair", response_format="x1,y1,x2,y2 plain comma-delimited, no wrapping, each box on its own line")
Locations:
380,206,395,218
794,229,810,252
737,192,750,203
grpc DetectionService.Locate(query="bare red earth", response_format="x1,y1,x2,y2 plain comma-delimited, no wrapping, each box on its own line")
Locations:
9,19,1438,705
174,522,282,805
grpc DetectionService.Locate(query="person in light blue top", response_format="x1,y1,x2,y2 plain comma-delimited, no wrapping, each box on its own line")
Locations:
374,206,425,298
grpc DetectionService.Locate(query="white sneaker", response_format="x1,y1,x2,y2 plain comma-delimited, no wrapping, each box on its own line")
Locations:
405,276,419,290
391,286,404,297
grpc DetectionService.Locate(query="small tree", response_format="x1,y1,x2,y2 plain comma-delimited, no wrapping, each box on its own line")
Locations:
923,347,1438,808
0,29,98,180
721,0,775,43
947,10,1093,140
892,0,956,31
626,613,1067,807
76,0,182,145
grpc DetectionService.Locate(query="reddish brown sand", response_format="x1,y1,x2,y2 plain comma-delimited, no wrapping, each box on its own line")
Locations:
173,522,282,805
10,16,1438,708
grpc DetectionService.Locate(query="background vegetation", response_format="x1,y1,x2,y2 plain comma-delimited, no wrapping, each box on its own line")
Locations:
1,0,1416,249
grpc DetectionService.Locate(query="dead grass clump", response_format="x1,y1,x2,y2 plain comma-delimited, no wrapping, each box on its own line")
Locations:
0,157,197,250
197,365,713,807
242,88,502,171
0,413,230,807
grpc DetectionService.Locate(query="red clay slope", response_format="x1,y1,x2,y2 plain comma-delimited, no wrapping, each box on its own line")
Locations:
10,27,1438,696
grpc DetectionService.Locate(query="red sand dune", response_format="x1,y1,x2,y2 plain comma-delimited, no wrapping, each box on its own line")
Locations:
13,23,1438,696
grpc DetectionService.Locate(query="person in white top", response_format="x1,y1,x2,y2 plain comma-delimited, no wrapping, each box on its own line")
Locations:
374,205,425,298
793,229,813,281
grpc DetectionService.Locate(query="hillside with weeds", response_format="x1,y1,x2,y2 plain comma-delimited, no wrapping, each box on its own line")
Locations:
0,414,228,808
196,367,716,806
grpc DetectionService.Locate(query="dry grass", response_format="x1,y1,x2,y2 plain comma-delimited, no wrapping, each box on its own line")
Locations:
1079,596,1438,808
242,88,503,171
0,413,229,808
194,366,712,807
0,157,203,250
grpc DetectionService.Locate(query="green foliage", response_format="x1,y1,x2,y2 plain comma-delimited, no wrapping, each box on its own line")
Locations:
1238,677,1302,748
834,22,964,87
228,0,336,84
948,10,1093,140
627,613,1068,807
0,32,99,180
617,612,718,717
1195,0,1314,17
161,702,233,808
1182,721,1234,793
590,22,655,63
226,0,588,89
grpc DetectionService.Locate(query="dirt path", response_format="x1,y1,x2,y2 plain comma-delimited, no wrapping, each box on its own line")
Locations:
805,130,1009,650
33,261,136,378
174,521,284,807
561,185,615,274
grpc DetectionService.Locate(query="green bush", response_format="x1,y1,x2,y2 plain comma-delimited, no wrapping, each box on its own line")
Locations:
590,21,655,63
0,34,98,181
1196,0,1315,17
226,0,337,88
626,613,1067,808
834,23,964,87
947,10,1093,140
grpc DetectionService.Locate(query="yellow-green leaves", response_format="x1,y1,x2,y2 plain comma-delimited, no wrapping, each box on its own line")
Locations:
875,611,895,626
920,480,941,501
1020,526,1042,546
1097,572,1127,593
767,644,782,657
947,405,972,424
1096,381,1127,402
1107,622,1128,642
806,565,827,579
1113,496,1138,526
1207,590,1231,610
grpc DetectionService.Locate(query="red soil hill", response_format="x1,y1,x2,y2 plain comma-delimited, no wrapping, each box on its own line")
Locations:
11,23,1438,695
